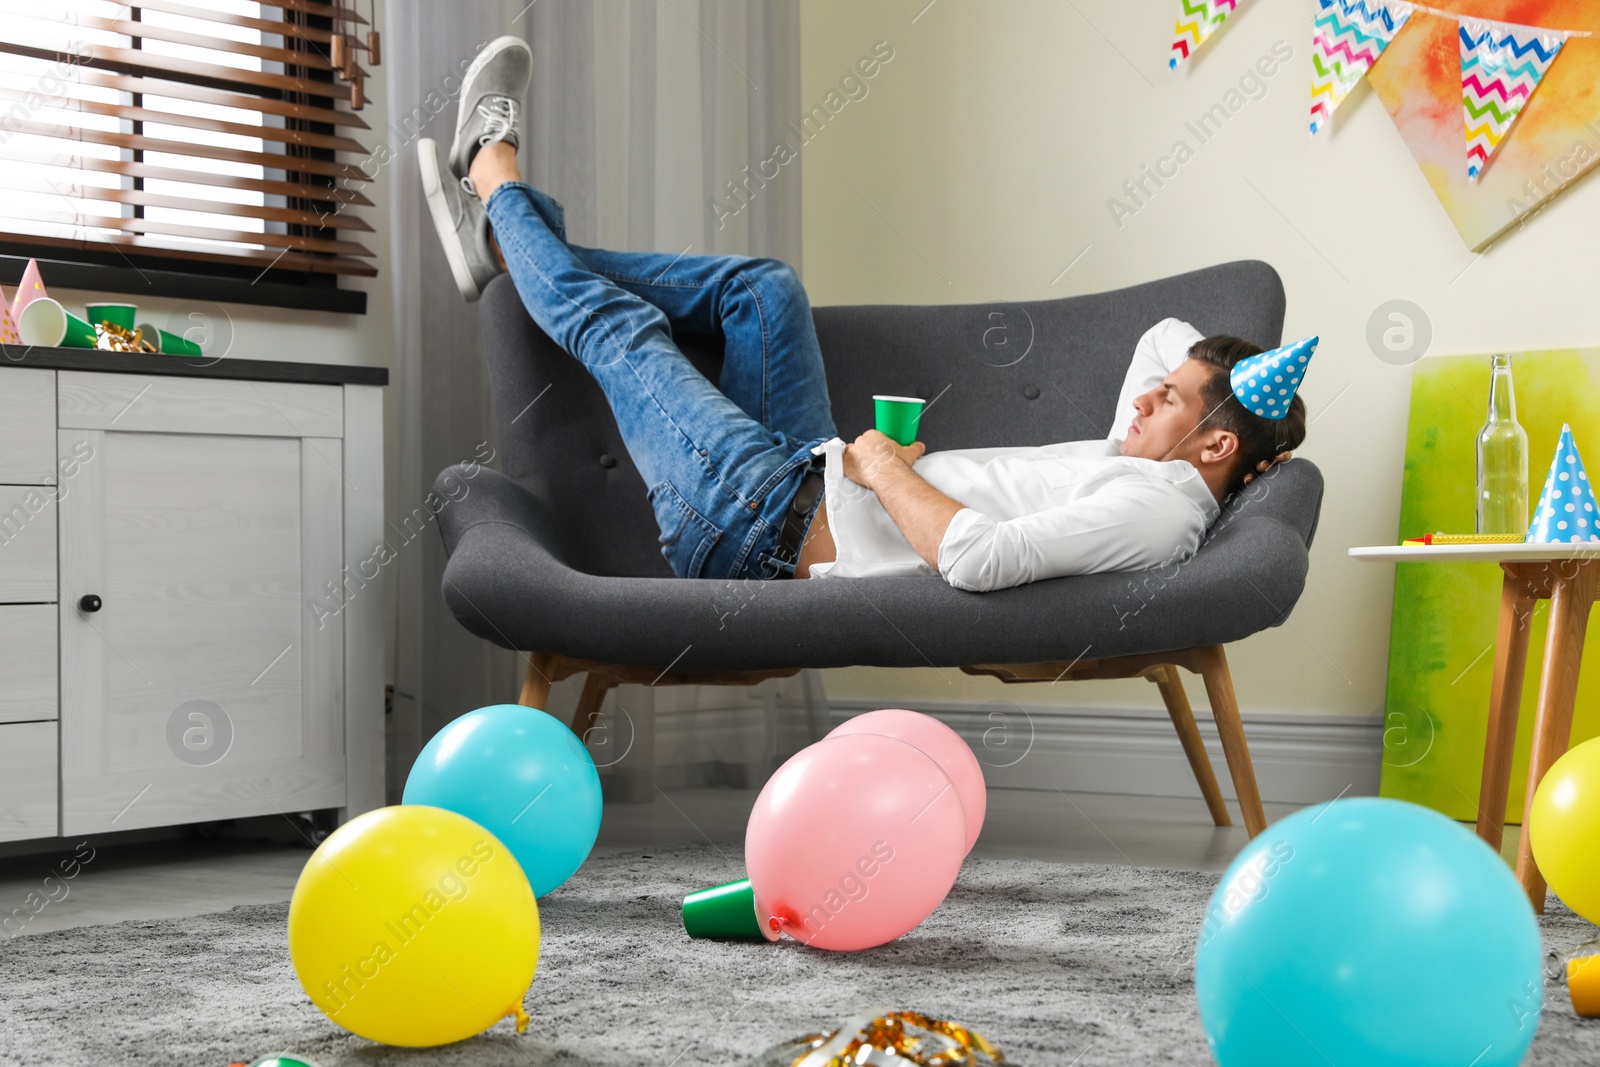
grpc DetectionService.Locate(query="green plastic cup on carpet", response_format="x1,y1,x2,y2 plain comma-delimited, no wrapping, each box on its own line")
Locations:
85,302,137,331
874,394,925,446
136,321,204,357
18,298,96,348
682,877,765,939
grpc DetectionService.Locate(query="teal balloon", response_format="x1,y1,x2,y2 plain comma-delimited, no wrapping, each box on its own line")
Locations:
1195,797,1543,1067
403,704,602,897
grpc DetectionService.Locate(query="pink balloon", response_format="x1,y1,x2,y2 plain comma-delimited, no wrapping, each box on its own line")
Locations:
828,709,987,854
745,733,965,952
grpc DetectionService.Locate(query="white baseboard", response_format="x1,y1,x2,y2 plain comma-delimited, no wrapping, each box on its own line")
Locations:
826,697,1383,806
598,684,1383,808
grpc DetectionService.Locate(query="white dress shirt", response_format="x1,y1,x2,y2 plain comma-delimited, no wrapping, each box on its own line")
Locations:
805,317,1220,593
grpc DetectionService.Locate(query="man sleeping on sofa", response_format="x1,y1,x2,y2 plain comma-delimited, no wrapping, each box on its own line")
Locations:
803,320,1310,591
418,34,1311,594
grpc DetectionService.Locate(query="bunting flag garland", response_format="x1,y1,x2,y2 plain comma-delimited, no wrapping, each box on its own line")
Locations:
1460,17,1570,181
1171,0,1241,70
1163,1,1591,190
1310,0,1414,134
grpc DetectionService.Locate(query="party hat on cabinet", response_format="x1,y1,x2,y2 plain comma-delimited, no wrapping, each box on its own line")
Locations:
1229,336,1317,420
8,258,48,324
1528,423,1598,544
0,291,20,345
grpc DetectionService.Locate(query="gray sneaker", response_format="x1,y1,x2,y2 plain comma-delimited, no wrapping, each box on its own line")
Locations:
418,137,500,302
449,35,532,180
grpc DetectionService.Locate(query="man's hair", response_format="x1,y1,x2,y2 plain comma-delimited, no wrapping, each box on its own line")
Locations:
1186,335,1308,495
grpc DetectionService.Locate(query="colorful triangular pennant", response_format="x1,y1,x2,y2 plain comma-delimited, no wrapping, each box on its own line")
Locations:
1461,17,1568,181
1171,0,1241,70
1528,424,1597,544
1310,0,1414,135
1230,337,1317,421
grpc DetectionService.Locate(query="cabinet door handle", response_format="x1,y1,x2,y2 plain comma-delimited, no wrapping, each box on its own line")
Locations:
78,594,103,613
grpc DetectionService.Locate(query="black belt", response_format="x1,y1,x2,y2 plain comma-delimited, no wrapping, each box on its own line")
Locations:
772,468,825,575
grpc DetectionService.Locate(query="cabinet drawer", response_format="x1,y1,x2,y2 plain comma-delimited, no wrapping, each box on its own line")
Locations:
0,604,56,722
58,371,343,438
0,721,58,842
0,485,57,601
0,367,56,484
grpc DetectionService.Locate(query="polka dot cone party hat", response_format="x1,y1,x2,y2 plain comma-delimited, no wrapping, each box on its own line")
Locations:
1230,336,1317,420
0,295,19,346
1528,423,1598,544
7,258,47,325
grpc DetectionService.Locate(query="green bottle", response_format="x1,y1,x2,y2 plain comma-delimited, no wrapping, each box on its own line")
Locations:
1476,353,1529,536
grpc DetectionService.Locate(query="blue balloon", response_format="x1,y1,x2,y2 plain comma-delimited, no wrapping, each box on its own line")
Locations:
1195,797,1543,1067
403,704,603,898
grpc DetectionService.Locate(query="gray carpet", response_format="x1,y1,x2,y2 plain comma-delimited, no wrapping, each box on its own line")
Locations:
2,842,1598,1066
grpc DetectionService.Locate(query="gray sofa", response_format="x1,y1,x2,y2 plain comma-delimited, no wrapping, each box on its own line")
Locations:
434,259,1324,836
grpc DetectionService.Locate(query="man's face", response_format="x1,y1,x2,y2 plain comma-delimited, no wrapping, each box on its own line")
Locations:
1118,357,1221,463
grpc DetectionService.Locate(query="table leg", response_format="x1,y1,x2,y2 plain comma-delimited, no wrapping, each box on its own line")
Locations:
1515,564,1596,914
1477,571,1536,851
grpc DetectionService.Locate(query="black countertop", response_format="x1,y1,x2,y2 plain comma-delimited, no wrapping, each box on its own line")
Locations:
0,344,389,386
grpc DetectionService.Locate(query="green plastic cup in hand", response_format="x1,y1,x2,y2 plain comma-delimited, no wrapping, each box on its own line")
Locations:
874,394,925,446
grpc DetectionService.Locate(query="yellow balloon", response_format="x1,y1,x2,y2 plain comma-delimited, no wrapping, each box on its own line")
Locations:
1530,737,1600,924
288,805,540,1047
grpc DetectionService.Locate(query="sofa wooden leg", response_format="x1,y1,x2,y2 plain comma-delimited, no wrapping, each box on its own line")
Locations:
572,672,614,745
1150,666,1231,828
1196,645,1267,838
519,651,559,709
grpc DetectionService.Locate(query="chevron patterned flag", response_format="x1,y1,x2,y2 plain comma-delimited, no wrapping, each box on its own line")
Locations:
1461,17,1569,181
1310,0,1414,135
1527,424,1598,544
1171,0,1240,70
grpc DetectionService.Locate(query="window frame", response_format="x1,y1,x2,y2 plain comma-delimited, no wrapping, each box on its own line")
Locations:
0,1,372,315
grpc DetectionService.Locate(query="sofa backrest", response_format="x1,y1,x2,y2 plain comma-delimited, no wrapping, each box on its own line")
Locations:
476,259,1309,578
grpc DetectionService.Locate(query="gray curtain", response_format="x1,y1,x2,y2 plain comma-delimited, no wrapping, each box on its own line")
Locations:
384,0,810,800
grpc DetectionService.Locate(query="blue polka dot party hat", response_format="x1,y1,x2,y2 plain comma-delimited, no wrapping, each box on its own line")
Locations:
1528,423,1598,544
1230,336,1317,420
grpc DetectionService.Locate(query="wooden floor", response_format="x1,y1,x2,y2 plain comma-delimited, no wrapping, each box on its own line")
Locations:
0,787,1515,938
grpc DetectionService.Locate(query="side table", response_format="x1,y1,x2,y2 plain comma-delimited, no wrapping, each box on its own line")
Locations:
1351,543,1600,913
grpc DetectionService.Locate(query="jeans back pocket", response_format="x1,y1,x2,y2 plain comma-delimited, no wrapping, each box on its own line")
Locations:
647,479,722,579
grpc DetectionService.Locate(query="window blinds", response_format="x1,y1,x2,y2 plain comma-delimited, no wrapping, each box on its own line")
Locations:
0,0,379,278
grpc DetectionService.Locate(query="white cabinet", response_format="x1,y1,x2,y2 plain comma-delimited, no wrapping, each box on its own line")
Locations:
0,362,386,843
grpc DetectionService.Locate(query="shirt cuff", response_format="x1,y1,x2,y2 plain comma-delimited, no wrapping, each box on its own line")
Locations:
936,507,994,591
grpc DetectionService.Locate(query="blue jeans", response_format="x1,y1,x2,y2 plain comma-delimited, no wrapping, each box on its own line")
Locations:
485,181,838,580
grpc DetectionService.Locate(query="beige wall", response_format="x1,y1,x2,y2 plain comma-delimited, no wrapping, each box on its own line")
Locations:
798,1,1600,717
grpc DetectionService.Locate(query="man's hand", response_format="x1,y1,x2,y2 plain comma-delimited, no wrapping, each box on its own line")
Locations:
840,429,962,569
842,429,926,489
1241,450,1294,486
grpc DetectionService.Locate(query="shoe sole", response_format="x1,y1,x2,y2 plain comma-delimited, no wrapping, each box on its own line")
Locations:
449,35,532,176
417,138,482,302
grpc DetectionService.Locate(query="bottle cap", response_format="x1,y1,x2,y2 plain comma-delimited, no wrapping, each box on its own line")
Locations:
682,877,765,939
